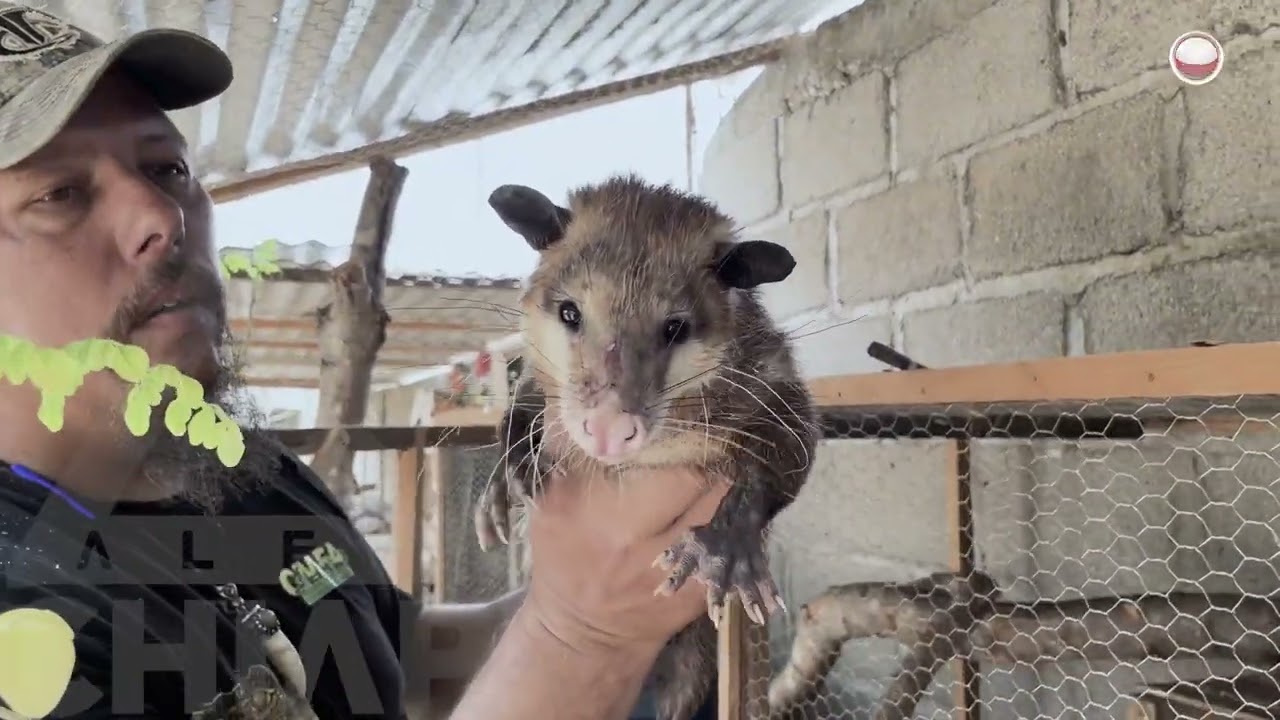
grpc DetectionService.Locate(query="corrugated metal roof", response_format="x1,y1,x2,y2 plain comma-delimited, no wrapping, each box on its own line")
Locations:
28,0,835,199
221,242,524,387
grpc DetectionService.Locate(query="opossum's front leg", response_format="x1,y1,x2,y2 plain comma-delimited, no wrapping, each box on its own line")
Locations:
655,379,818,625
654,480,779,625
474,377,548,550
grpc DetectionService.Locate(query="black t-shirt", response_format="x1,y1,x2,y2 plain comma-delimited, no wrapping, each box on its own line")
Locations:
0,450,415,719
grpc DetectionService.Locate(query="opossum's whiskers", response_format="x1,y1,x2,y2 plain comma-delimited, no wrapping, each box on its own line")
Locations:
781,314,868,343
659,415,780,450
385,296,524,319
484,407,548,498
715,368,814,474
651,364,725,406
662,419,773,471
521,340,559,377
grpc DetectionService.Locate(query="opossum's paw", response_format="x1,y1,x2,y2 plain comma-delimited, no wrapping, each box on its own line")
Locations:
474,478,512,551
506,444,546,499
653,523,784,627
475,451,546,551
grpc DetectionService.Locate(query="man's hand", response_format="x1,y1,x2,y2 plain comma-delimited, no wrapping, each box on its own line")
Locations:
522,460,730,654
446,444,730,720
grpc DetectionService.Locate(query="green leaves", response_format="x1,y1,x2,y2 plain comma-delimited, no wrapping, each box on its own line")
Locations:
0,336,245,468
218,238,282,280
0,239,285,470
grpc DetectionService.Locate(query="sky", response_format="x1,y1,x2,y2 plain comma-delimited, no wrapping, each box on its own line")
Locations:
218,69,761,424
212,69,762,282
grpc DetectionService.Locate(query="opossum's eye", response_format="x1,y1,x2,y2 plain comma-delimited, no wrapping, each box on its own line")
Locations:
662,317,690,345
558,300,582,330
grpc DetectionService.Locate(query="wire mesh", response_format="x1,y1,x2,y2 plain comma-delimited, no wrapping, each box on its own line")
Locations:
436,443,521,604
754,394,1280,720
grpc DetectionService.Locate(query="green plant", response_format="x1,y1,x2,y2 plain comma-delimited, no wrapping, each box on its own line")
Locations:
0,240,286,471
0,336,245,467
218,238,282,280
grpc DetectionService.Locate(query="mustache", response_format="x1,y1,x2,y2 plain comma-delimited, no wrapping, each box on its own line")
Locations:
105,252,226,342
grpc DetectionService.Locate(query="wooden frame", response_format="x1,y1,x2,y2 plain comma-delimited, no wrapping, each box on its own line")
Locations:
267,341,1280,718
717,340,1280,720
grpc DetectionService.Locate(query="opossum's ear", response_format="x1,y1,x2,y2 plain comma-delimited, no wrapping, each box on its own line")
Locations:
487,184,573,251
712,240,796,289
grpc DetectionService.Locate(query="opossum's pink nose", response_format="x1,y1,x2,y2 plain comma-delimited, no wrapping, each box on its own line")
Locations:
581,409,647,459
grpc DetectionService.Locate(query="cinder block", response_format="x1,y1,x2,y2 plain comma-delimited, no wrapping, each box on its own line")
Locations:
972,438,1195,602
717,65,787,138
902,293,1067,368
699,119,780,226
1167,421,1280,596
788,313,893,379
758,211,829,319
1068,0,1274,93
896,0,1059,168
1078,245,1280,353
834,170,963,305
768,439,954,709
780,71,888,206
1183,45,1280,233
966,91,1170,279
972,432,1280,602
776,0,999,108
769,439,956,603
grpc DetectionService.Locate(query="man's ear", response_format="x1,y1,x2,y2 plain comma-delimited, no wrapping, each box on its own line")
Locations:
487,184,573,251
712,240,796,289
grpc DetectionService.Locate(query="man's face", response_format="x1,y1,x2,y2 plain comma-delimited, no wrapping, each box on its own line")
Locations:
0,70,275,505
0,71,227,392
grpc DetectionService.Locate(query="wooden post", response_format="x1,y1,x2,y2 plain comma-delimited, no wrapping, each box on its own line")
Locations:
718,599,771,718
311,156,409,499
430,446,450,604
393,428,426,598
945,437,982,720
718,600,747,720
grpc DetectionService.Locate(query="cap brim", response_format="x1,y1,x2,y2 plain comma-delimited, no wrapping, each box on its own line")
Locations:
0,28,233,169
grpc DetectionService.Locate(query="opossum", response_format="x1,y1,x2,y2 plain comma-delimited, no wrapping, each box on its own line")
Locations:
474,173,820,720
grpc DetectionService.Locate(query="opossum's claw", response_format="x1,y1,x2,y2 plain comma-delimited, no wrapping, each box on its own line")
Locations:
474,479,511,551
655,523,781,626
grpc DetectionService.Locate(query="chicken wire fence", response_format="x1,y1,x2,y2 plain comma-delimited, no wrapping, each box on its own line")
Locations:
434,442,524,604
747,393,1280,720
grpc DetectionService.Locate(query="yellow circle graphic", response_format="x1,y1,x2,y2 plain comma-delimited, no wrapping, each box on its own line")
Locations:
0,608,75,718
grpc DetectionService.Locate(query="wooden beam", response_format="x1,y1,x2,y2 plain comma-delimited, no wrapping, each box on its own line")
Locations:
243,374,424,389
238,338,481,354
810,342,1280,408
718,599,748,720
229,317,496,333
430,448,448,604
393,428,427,598
245,351,460,369
207,41,784,204
224,264,523,289
268,424,497,454
245,377,322,389
946,439,979,720
311,156,409,499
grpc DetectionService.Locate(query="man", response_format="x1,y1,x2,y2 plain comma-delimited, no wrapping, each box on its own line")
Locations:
0,4,726,719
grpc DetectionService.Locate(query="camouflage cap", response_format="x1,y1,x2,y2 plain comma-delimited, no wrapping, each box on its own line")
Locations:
0,2,232,169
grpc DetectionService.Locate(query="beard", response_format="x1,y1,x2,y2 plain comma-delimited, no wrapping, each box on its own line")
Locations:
123,332,283,513
100,253,288,513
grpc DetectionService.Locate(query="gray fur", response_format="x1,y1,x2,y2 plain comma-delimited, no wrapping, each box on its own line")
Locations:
476,174,820,720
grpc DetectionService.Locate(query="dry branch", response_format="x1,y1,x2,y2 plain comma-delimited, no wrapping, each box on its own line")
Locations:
310,156,407,499
767,571,1280,718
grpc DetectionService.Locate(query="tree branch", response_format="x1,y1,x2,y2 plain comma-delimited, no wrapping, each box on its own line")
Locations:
767,572,1280,718
310,156,407,499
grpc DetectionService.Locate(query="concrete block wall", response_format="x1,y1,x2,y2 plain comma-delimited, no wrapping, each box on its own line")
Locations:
700,1,1280,717
701,0,1279,373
